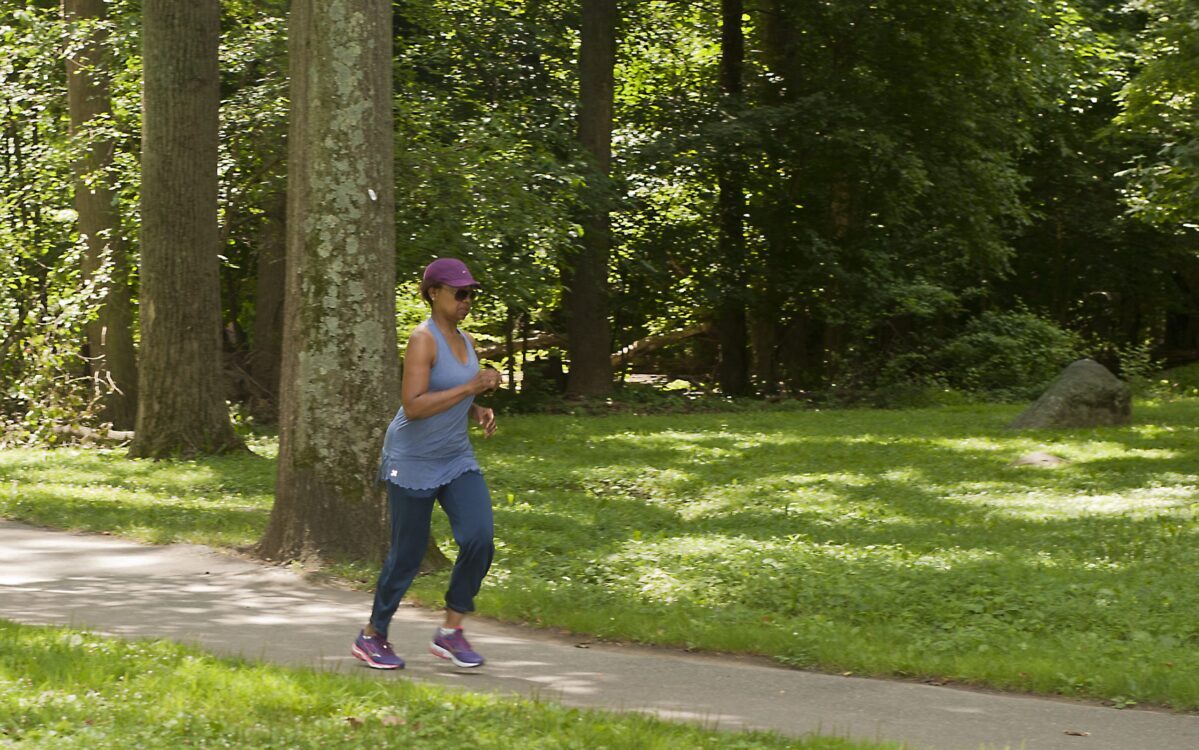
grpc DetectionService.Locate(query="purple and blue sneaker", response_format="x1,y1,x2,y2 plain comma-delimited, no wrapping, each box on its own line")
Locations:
352,630,404,670
430,627,484,668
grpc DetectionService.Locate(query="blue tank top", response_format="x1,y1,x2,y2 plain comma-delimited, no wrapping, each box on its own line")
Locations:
377,320,481,489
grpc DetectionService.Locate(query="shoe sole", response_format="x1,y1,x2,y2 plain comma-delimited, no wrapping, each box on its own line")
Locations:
352,643,403,670
430,642,484,668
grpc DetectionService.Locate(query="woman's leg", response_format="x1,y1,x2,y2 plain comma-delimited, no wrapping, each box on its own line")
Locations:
368,482,437,640
437,470,495,616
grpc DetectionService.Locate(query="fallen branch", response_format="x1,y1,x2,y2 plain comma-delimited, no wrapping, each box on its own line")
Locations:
475,333,565,360
475,324,713,367
51,424,135,443
610,322,712,367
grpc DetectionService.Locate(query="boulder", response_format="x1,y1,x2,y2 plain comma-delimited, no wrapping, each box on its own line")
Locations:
1009,359,1131,429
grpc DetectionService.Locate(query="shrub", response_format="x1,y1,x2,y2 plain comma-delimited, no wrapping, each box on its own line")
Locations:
1115,340,1164,395
1152,361,1199,398
880,310,1084,402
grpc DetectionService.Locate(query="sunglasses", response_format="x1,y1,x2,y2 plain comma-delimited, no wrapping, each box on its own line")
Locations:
451,288,479,302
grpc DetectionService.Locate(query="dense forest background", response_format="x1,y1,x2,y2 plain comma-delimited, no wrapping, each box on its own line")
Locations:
3,0,1199,443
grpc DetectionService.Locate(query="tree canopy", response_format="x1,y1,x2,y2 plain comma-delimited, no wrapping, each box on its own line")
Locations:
1,0,1198,443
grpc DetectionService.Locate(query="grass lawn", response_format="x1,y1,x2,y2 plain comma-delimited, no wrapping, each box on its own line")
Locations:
3,400,1198,709
0,620,891,749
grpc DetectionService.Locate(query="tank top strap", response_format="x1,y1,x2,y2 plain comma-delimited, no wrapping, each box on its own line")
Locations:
425,319,449,358
425,319,476,368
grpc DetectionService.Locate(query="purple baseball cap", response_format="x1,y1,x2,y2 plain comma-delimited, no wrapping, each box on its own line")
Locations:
422,257,479,287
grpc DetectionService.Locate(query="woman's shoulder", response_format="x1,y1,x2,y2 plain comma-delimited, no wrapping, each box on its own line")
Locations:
408,320,432,337
406,322,437,355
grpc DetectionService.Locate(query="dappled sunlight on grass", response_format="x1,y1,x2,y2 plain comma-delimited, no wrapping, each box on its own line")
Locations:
0,446,274,545
6,400,1199,708
925,436,1012,452
975,485,1197,520
681,474,854,519
3,620,861,749
472,400,1199,707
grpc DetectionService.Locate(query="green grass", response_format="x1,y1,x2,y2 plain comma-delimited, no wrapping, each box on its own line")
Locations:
3,401,1199,709
0,620,892,749
0,434,276,546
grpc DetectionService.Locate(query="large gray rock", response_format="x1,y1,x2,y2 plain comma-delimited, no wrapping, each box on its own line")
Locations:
1009,359,1131,429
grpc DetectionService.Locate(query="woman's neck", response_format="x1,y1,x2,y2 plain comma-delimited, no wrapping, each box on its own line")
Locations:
430,310,458,335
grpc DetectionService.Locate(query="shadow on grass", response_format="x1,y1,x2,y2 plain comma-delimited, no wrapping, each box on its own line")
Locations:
5,402,1199,706
463,403,1199,705
1,447,276,546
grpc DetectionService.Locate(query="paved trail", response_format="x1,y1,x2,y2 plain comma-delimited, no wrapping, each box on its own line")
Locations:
3,520,1195,749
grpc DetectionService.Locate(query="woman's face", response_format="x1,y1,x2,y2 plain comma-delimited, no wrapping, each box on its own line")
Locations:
430,284,477,322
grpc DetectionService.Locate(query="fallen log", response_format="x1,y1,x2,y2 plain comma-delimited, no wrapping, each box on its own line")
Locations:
610,322,712,367
474,333,565,360
474,324,713,367
51,425,135,443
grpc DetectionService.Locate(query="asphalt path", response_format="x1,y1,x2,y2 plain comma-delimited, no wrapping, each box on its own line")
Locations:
3,519,1196,749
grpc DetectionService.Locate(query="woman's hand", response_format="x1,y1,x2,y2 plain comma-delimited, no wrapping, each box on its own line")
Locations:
470,367,502,395
473,405,497,438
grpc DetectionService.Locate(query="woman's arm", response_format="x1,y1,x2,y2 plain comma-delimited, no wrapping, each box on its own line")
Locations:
400,328,499,420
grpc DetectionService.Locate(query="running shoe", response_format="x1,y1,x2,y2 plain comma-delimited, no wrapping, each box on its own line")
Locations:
430,627,484,668
352,630,404,670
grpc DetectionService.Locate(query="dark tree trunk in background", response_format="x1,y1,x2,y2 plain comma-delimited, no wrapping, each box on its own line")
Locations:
1164,266,1199,361
564,0,616,396
715,0,750,396
259,0,399,562
248,192,286,421
130,0,242,457
748,0,797,393
63,0,138,429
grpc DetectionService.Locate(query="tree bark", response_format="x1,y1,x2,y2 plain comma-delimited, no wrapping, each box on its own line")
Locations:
130,0,242,457
63,0,138,429
564,0,617,396
750,309,781,391
248,192,287,421
259,0,399,563
715,0,751,396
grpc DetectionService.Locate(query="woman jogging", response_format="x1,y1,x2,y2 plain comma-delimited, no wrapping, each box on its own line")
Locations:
352,257,502,670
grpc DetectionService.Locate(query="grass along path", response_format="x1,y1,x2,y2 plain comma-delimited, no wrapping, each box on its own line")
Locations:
0,620,893,749
3,401,1198,709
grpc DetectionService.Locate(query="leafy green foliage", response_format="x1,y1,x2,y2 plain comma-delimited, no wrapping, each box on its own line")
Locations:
1117,0,1199,227
4,0,1198,421
1152,361,1199,397
994,1,1190,366
883,310,1086,400
0,5,111,441
390,0,582,328
216,0,289,341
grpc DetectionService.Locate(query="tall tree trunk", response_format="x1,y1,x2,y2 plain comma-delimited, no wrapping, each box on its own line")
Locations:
564,0,616,397
259,0,399,562
63,0,138,429
750,312,780,391
130,0,242,457
715,0,750,396
248,192,286,422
